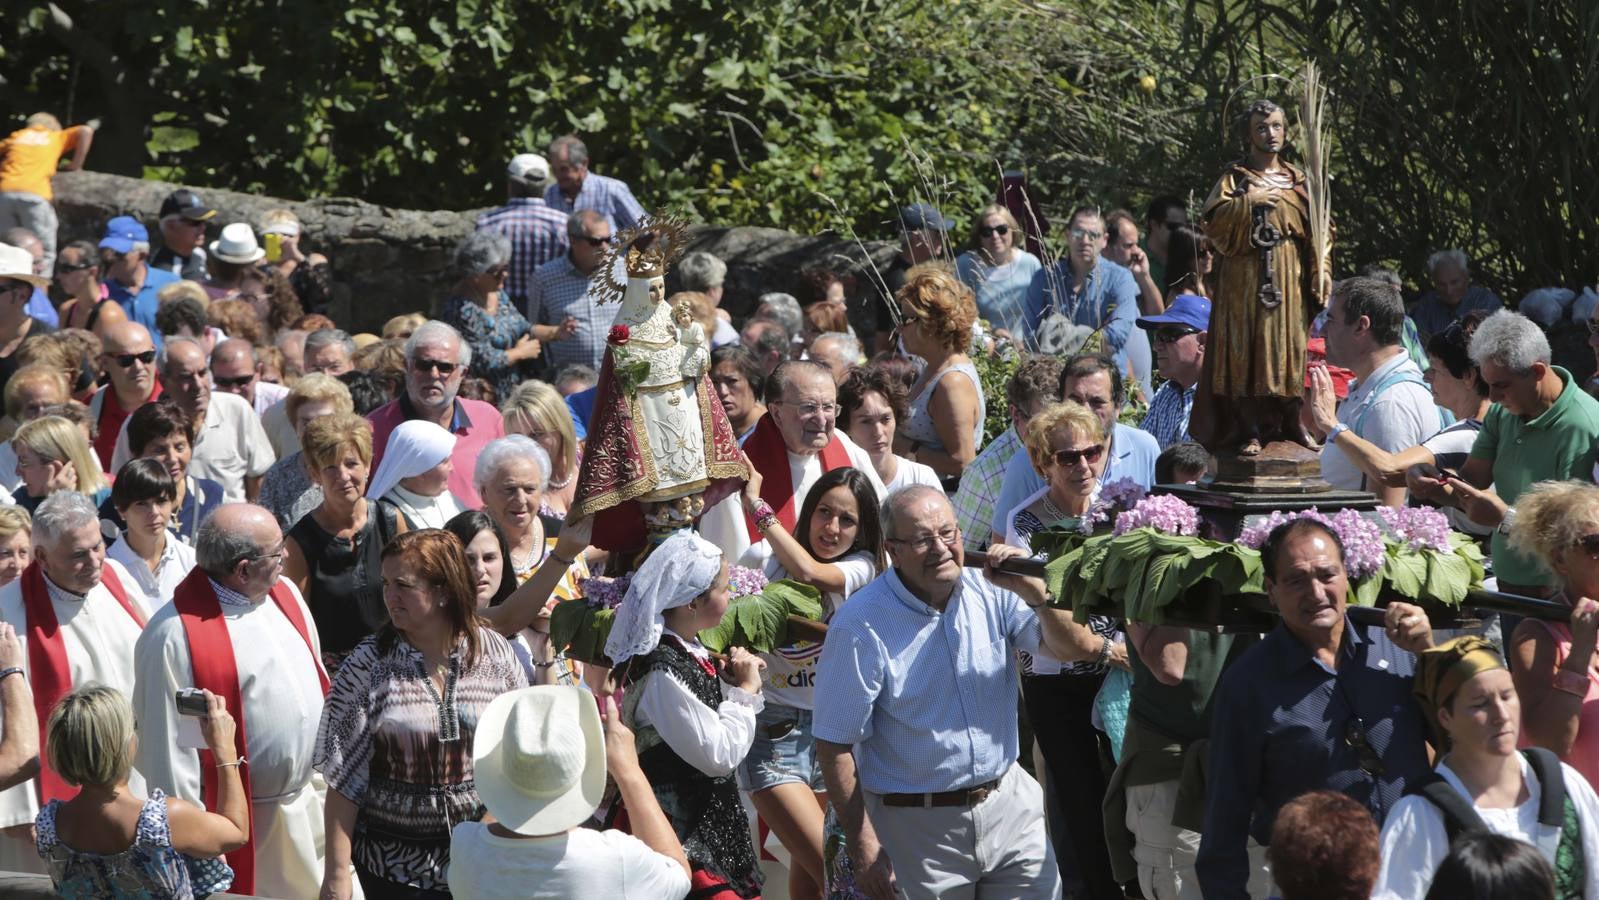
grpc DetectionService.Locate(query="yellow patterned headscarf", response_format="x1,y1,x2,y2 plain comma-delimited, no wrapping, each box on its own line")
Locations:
1413,636,1507,744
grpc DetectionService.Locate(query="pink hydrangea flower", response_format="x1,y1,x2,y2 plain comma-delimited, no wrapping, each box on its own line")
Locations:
1377,506,1454,553
1236,508,1383,579
1112,494,1201,536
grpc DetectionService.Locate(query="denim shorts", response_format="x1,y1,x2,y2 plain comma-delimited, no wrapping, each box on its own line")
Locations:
737,704,825,793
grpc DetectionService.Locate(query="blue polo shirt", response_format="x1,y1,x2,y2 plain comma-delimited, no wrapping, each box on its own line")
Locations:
103,264,176,348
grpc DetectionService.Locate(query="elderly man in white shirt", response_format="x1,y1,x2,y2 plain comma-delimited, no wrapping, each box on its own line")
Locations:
699,360,885,570
112,336,276,502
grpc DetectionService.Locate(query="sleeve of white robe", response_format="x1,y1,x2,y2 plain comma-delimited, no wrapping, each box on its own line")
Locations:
633,670,762,778
132,604,205,805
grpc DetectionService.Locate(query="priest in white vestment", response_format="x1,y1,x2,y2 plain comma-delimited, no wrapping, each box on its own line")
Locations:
0,492,149,873
699,361,886,570
133,503,362,900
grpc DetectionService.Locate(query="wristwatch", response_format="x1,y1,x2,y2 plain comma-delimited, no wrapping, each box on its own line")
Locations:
1496,505,1517,536
1325,423,1350,443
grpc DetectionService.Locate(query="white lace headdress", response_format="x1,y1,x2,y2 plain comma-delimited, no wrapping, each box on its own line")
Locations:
604,531,724,664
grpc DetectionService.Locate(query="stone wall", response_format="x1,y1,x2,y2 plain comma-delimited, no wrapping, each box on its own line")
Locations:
52,171,897,335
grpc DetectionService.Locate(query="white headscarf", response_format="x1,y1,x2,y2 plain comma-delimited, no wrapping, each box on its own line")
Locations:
367,419,456,502
605,531,724,665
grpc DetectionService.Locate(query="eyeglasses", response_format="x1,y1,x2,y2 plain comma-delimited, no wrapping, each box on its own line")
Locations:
212,373,255,389
107,350,157,368
1070,227,1104,242
1154,328,1200,345
1576,533,1599,560
412,358,459,377
1345,716,1385,778
888,527,959,554
1050,445,1105,467
238,542,288,568
978,224,1010,237
581,235,612,247
776,400,838,417
55,262,92,274
1198,247,1215,258
485,265,509,278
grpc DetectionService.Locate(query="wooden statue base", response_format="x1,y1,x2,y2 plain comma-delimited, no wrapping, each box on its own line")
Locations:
1204,440,1330,494
1158,478,1378,543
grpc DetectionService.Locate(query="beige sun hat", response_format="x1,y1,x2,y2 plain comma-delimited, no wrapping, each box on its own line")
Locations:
0,243,49,289
472,686,607,835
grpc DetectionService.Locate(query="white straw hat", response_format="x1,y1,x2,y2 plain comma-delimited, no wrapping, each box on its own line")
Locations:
208,222,266,265
0,243,49,289
472,686,607,835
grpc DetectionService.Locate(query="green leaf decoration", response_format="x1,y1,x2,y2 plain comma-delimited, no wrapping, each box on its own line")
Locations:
699,578,823,654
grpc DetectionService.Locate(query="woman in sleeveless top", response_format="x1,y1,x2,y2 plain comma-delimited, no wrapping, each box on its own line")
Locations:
609,531,766,899
1374,637,1599,899
36,685,246,900
1505,481,1599,786
283,413,405,675
892,268,985,481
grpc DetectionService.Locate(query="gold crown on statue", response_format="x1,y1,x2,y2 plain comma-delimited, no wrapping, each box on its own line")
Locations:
592,211,694,305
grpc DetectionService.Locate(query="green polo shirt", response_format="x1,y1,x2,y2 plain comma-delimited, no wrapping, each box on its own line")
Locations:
1472,366,1599,586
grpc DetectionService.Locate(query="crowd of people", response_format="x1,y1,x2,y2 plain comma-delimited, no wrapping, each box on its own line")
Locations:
0,104,1596,900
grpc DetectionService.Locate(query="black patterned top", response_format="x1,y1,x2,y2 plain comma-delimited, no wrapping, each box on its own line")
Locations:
314,626,528,891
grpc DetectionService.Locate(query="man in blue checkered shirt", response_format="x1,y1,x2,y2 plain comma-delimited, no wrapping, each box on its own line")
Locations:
545,135,645,232
475,153,569,307
527,211,612,372
1135,293,1210,450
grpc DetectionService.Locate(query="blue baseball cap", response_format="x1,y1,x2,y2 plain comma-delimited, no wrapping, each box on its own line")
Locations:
99,216,149,254
900,202,955,232
1136,293,1211,333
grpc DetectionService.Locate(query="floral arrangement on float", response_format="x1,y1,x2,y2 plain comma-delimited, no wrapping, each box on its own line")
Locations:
1030,484,1487,624
549,564,825,665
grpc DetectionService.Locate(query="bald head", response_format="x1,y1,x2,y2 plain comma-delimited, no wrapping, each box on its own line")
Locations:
196,504,285,598
101,321,154,356
211,338,261,403
100,322,157,401
884,485,951,541
212,338,256,367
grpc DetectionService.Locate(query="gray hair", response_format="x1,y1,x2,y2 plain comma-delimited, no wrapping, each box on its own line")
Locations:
1426,249,1470,277
1,227,39,249
811,330,862,364
882,484,950,541
565,209,606,240
305,328,357,361
474,434,551,494
550,134,589,167
754,292,804,338
678,252,728,291
32,492,101,548
158,335,206,374
455,230,512,277
552,363,597,390
404,320,472,368
194,515,264,579
1469,310,1550,374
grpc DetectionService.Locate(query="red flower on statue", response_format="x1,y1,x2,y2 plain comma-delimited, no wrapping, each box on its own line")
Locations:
609,325,631,345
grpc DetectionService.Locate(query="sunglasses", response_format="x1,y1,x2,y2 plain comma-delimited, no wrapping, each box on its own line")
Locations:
1345,716,1385,778
107,350,157,368
1070,227,1104,242
978,224,1010,237
485,265,509,278
1576,533,1599,559
213,373,255,388
412,358,459,377
0,279,26,295
55,262,93,274
1154,328,1199,345
1050,444,1105,467
581,235,612,247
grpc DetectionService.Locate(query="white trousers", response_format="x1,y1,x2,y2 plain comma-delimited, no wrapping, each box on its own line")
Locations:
866,766,1063,900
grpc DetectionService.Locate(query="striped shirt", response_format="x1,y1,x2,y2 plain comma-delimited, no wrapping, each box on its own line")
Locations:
812,566,1042,794
527,256,609,371
543,173,645,232
1139,380,1196,450
474,198,569,302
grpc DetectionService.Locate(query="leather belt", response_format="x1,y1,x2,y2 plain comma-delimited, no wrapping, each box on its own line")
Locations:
881,777,1001,808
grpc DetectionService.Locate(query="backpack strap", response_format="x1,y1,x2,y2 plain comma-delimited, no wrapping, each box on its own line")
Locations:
1524,747,1567,830
1409,771,1489,842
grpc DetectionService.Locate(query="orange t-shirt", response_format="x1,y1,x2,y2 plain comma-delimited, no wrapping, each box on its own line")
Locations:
0,125,86,200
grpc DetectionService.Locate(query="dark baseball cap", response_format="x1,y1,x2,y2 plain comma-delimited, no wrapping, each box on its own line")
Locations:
158,189,217,222
900,203,955,232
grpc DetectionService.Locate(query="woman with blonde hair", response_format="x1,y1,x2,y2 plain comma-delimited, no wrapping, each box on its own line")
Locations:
956,203,1041,338
257,373,354,529
12,415,108,512
0,507,30,587
1506,479,1599,788
500,380,579,520
893,267,984,479
382,313,427,342
35,684,248,898
0,364,70,489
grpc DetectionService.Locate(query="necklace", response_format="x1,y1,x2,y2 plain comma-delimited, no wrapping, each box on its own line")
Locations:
1040,491,1069,523
547,467,574,490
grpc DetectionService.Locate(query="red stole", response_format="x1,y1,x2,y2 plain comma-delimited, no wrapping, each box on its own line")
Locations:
20,560,143,804
172,568,328,896
741,414,852,542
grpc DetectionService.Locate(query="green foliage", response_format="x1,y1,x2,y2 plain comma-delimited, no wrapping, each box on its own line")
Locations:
549,601,615,665
698,579,824,654
1378,532,1487,608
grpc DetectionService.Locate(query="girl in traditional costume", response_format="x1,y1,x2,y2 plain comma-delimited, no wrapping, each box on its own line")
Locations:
607,531,766,899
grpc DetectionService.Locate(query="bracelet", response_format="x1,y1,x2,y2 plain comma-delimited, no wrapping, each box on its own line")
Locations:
1554,668,1589,698
1095,637,1113,668
533,659,558,669
216,758,247,770
0,667,22,682
549,550,577,568
747,498,775,523
755,514,779,535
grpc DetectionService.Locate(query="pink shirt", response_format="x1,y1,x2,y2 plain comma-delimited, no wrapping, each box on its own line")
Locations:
367,395,504,508
1519,619,1599,788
